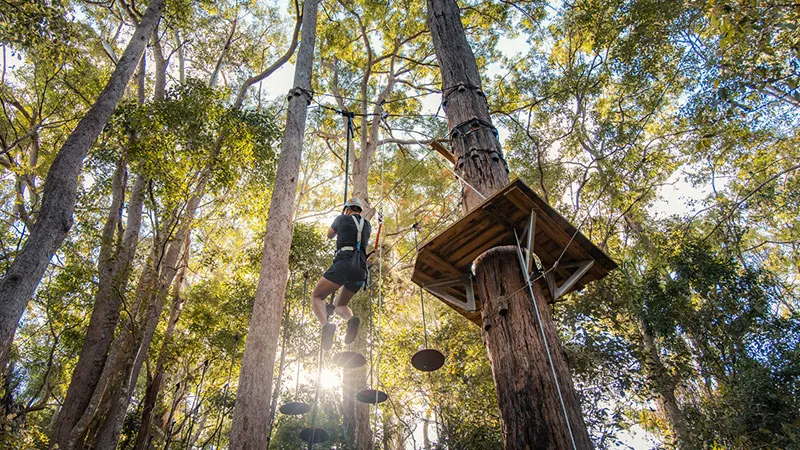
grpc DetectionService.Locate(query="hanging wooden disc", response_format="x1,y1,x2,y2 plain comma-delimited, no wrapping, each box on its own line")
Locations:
411,348,445,372
279,401,310,415
356,388,388,404
332,351,366,369
299,427,330,443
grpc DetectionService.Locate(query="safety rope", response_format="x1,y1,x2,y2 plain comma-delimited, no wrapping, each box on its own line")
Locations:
296,276,308,397
307,330,325,450
412,223,431,349
343,111,354,205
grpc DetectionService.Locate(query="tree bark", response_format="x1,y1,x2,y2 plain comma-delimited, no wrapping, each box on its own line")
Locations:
89,196,196,449
51,27,166,446
0,0,164,367
265,318,290,448
639,318,692,448
476,248,593,449
228,1,319,449
427,1,592,448
50,162,146,450
341,300,372,448
131,240,191,450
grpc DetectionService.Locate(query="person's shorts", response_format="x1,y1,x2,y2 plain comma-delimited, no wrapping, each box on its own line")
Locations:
323,252,366,293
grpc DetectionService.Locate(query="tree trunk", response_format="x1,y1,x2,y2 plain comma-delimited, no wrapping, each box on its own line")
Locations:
228,1,319,448
51,168,146,450
265,320,289,448
89,196,197,449
342,300,372,449
0,0,164,367
132,240,191,450
475,248,593,449
51,31,163,447
427,1,592,448
640,319,692,448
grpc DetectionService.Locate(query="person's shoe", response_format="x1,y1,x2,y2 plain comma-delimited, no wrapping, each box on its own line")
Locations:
321,323,336,351
344,316,360,344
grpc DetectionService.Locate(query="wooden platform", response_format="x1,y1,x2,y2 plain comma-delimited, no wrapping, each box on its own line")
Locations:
411,179,617,325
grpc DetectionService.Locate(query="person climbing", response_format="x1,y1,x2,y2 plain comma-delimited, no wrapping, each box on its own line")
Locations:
312,198,372,350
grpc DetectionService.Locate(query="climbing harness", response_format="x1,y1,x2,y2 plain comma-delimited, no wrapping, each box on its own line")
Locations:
410,223,445,372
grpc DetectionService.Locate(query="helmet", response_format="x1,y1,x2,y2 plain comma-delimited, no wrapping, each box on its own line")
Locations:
344,197,363,212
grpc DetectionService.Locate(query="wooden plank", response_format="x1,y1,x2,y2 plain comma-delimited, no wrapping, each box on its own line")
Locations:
449,223,509,267
425,249,461,275
453,226,514,268
431,140,456,164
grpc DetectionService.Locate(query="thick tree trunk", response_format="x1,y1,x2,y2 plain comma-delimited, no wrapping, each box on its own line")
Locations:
265,323,289,447
0,0,164,367
426,0,507,212
343,362,373,449
228,1,319,449
427,1,592,448
475,248,593,449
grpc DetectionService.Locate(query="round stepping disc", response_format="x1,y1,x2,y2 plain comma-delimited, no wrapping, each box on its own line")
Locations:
356,388,389,404
333,351,366,369
411,348,445,372
279,401,310,415
300,427,330,443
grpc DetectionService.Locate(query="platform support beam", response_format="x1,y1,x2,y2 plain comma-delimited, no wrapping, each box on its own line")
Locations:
422,274,475,312
427,0,593,448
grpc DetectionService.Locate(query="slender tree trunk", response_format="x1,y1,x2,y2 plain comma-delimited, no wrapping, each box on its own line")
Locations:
50,160,147,449
132,240,191,450
640,319,691,448
342,301,372,449
51,30,163,447
427,1,592,448
90,194,198,449
423,411,431,449
209,14,239,88
228,1,319,448
0,0,164,367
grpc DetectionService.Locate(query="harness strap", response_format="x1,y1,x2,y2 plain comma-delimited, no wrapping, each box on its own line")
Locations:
352,216,365,251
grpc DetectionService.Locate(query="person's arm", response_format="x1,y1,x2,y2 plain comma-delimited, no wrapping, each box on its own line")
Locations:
327,215,340,239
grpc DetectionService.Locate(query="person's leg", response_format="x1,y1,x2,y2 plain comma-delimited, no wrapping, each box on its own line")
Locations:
335,284,362,344
312,277,341,325
333,286,358,320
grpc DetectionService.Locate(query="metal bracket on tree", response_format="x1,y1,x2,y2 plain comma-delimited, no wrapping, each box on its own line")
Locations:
287,86,314,105
449,117,509,172
441,82,486,111
421,273,476,312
